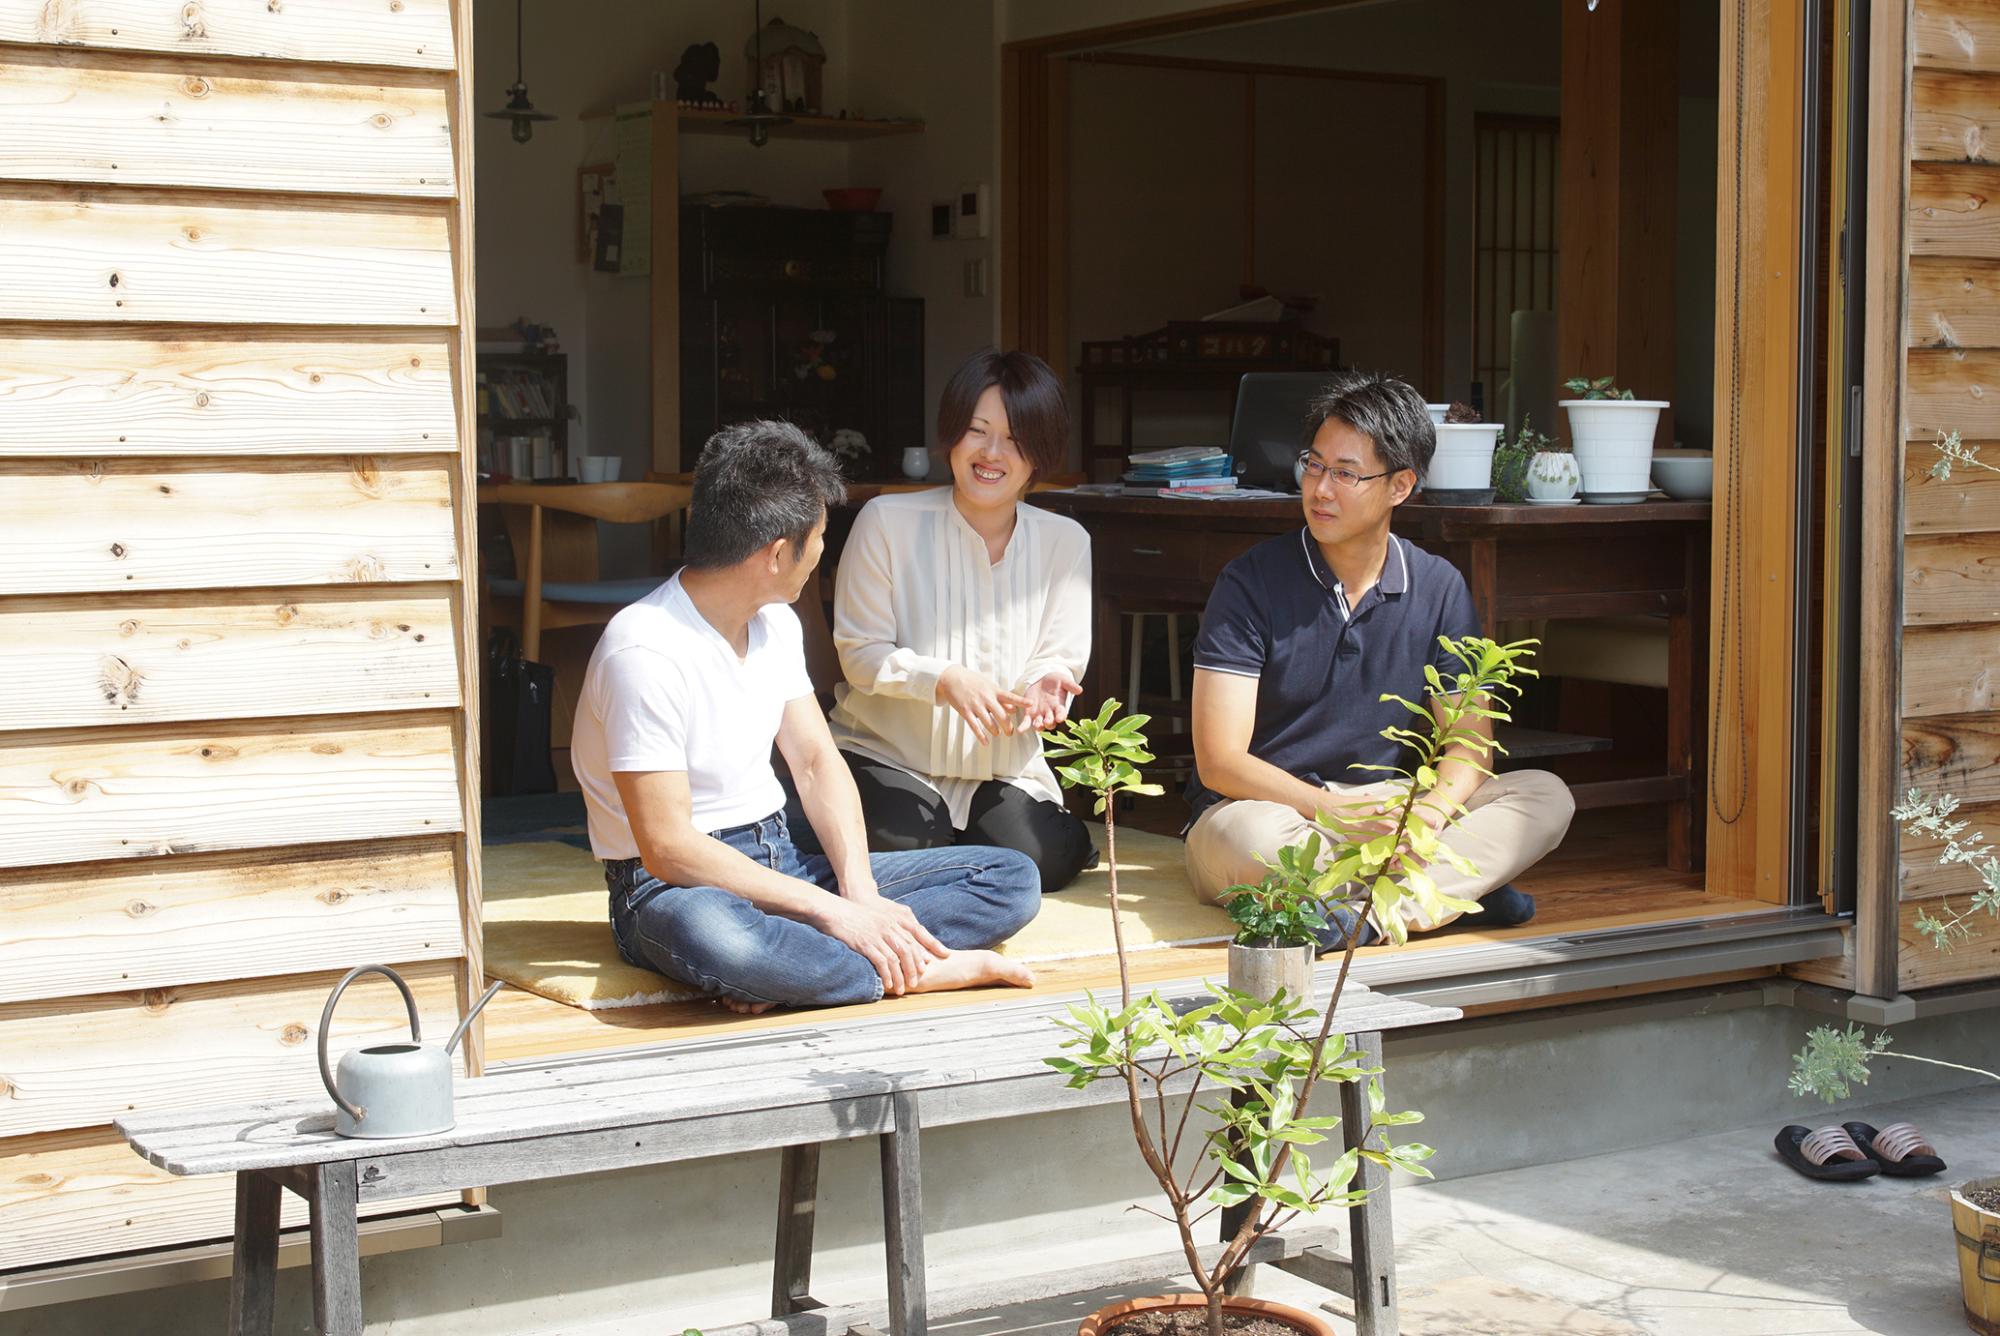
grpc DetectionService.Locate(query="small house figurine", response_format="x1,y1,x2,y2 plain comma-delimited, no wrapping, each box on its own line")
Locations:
745,17,824,115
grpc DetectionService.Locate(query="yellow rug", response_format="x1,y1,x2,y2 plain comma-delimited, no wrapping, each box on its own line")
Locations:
483,825,1228,1010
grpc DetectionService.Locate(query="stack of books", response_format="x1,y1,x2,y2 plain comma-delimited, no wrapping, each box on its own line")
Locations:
1123,446,1236,494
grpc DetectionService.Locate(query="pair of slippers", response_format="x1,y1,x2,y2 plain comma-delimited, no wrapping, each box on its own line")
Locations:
1776,1121,1947,1181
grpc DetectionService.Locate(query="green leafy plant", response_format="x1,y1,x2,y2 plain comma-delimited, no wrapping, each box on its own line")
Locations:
1042,640,1534,1336
1792,785,2000,1101
1221,832,1335,947
1929,428,1996,482
1563,375,1636,401
1493,415,1560,502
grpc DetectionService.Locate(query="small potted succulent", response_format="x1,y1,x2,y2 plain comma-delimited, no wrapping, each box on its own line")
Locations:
1516,415,1578,503
1427,401,1501,505
1560,375,1667,502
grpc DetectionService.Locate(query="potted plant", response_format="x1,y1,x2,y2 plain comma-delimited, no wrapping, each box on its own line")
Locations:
1512,415,1578,504
1042,637,1536,1336
1220,834,1338,1003
1560,375,1667,502
1428,401,1501,505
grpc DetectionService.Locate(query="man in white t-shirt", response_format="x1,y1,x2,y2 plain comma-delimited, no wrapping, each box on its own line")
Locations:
571,421,1042,1013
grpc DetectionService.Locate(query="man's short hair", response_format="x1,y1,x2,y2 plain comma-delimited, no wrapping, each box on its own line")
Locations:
935,347,1069,481
1302,370,1436,482
683,420,847,570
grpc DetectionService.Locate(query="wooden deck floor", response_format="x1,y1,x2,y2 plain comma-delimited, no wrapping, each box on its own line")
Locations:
482,810,1762,1066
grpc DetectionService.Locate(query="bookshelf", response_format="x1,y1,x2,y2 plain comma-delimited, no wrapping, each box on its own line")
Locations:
477,351,569,480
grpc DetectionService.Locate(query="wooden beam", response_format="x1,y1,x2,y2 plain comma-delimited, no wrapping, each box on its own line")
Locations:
0,837,461,1005
1903,532,2000,624
1556,0,1679,445
0,0,455,69
0,184,454,326
0,329,459,458
0,588,460,732
0,49,453,197
0,456,457,595
0,712,462,868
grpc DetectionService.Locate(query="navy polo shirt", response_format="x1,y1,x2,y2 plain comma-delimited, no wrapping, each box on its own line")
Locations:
1186,530,1483,819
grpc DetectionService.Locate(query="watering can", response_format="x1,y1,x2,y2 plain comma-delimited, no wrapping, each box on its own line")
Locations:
317,964,505,1139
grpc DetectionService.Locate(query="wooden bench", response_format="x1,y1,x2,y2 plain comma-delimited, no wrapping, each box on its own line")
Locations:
119,975,1455,1336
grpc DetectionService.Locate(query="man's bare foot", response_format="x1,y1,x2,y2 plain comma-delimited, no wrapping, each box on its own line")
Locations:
718,996,775,1015
906,949,1035,995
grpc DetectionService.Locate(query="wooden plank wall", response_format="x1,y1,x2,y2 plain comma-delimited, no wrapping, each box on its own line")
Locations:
1898,0,2000,990
0,0,483,1272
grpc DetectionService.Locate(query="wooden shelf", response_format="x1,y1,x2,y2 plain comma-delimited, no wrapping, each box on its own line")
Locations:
479,415,559,427
673,105,923,140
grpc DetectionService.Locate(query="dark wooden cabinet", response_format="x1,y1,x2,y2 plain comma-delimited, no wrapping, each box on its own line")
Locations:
679,205,923,477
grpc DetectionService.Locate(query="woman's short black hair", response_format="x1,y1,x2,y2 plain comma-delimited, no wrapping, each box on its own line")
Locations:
682,419,847,570
1302,370,1437,481
935,347,1069,481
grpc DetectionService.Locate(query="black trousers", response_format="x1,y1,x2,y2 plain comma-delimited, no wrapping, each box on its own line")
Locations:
783,750,1099,893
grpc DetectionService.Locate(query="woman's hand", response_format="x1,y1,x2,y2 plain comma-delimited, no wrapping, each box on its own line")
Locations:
1016,672,1083,733
936,665,1030,744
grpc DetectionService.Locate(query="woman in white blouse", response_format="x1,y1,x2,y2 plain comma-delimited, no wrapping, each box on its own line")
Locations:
824,348,1097,891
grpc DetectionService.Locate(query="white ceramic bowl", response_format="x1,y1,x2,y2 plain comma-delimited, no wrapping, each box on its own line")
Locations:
1651,449,1714,500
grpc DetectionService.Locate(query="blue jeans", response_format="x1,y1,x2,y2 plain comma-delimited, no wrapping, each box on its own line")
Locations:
604,810,1042,1007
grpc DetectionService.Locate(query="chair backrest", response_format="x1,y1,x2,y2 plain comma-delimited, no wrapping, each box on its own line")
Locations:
498,505,599,584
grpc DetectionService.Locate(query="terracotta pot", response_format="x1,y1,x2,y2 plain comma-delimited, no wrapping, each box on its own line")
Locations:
1077,1293,1338,1336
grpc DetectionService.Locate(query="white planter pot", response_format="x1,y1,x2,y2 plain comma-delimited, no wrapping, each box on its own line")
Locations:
1525,450,1580,501
900,446,931,481
1425,403,1450,426
1427,423,1501,503
1561,399,1667,499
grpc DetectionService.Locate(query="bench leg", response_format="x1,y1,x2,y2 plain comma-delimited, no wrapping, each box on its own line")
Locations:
772,1143,822,1316
1340,1031,1397,1336
306,1161,363,1336
880,1091,928,1336
228,1171,281,1336
1218,1087,1256,1296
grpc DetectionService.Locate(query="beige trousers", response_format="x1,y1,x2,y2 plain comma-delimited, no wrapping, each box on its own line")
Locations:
1184,769,1577,932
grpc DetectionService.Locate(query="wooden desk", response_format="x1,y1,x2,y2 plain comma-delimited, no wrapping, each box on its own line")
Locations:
1030,492,1712,871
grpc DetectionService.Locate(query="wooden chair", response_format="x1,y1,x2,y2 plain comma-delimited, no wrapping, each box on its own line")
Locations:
479,481,694,661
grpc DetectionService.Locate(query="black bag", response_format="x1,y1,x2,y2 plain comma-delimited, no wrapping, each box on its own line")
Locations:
485,629,557,795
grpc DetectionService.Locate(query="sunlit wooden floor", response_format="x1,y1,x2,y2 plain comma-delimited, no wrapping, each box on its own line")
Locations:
482,808,1764,1065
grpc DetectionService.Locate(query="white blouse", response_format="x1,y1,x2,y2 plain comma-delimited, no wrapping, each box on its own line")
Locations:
827,487,1093,828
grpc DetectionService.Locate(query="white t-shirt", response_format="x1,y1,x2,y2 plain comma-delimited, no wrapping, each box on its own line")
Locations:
570,572,815,859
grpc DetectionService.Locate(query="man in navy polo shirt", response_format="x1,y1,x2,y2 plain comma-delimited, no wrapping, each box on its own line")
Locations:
1185,370,1574,943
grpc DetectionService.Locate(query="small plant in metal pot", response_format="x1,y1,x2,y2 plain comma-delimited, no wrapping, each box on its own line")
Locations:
1219,835,1337,1004
1041,638,1534,1336
1559,374,1667,503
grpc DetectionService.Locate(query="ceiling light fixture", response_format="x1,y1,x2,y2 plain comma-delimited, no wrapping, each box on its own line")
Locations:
485,0,557,145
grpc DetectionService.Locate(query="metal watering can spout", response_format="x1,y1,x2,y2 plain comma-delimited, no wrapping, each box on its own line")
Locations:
448,978,506,1055
317,965,505,1139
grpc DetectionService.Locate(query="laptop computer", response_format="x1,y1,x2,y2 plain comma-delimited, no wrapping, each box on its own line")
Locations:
1227,371,1330,492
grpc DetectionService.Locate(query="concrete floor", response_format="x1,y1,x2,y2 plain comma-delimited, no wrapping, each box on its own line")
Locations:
966,1084,2000,1336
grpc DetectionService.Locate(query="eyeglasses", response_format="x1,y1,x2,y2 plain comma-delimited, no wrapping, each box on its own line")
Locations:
1296,453,1394,489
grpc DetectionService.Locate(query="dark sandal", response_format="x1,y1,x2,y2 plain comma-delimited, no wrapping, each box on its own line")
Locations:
1776,1124,1879,1181
1844,1121,1947,1177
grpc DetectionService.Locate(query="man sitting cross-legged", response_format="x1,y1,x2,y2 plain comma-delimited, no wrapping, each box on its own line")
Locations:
1184,370,1576,946
570,421,1042,1014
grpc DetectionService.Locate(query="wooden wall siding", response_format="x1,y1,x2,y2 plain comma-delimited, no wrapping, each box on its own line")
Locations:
1902,624,2000,714
0,329,459,457
0,49,454,196
0,589,459,731
1904,533,2000,622
0,457,456,595
1915,1,2000,73
0,0,456,70
1908,348,2000,437
1908,257,2000,346
1900,1,2000,988
0,960,462,1139
1902,799,2000,898
1906,451,2000,531
0,0,480,1274
1910,162,2000,257
0,185,455,325
0,838,461,1004
0,1129,454,1272
0,713,461,868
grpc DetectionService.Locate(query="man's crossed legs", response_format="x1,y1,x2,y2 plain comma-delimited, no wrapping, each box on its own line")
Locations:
607,810,1041,1010
1185,769,1576,936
